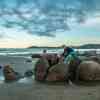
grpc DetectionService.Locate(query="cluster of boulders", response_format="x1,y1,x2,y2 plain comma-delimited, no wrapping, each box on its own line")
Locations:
34,55,100,83
2,54,100,83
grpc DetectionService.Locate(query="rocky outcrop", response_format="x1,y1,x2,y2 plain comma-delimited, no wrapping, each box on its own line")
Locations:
78,61,100,81
24,70,33,77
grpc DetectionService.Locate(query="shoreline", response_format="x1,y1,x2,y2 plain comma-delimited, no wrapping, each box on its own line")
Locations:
0,55,100,100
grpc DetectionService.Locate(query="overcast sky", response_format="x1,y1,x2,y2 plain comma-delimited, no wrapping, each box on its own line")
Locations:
0,0,100,48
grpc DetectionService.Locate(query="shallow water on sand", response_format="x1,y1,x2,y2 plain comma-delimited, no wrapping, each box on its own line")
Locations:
0,76,35,84
17,76,35,84
0,67,5,84
0,55,39,84
0,76,4,84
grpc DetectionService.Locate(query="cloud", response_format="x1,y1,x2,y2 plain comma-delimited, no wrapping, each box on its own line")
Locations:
0,34,4,38
82,16,100,27
0,0,100,37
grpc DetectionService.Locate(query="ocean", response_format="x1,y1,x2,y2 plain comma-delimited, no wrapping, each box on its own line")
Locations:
0,48,63,57
0,48,100,57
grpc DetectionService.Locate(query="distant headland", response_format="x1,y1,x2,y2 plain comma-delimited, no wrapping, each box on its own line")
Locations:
28,44,100,49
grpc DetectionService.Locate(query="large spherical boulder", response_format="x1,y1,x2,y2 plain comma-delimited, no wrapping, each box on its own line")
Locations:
78,61,100,81
3,65,19,82
46,63,69,82
34,58,49,81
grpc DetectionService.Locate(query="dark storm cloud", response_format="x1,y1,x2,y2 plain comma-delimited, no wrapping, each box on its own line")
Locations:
0,0,100,37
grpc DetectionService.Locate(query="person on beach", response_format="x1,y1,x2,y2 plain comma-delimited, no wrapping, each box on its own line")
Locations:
62,46,81,82
62,47,75,64
41,49,59,66
41,49,52,66
42,49,47,57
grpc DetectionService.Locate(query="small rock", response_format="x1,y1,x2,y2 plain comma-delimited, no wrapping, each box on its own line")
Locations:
26,59,32,63
24,70,33,77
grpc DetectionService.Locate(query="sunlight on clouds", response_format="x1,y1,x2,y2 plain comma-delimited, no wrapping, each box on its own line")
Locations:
0,39,32,48
82,16,100,27
0,35,63,48
0,27,64,48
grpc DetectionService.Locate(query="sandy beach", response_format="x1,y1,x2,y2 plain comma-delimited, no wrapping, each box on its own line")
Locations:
0,55,100,100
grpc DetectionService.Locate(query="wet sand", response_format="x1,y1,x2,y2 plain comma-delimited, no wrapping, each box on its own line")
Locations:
0,56,100,100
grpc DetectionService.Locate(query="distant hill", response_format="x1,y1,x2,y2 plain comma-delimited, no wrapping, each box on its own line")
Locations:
28,46,62,49
73,44,100,49
28,44,100,49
